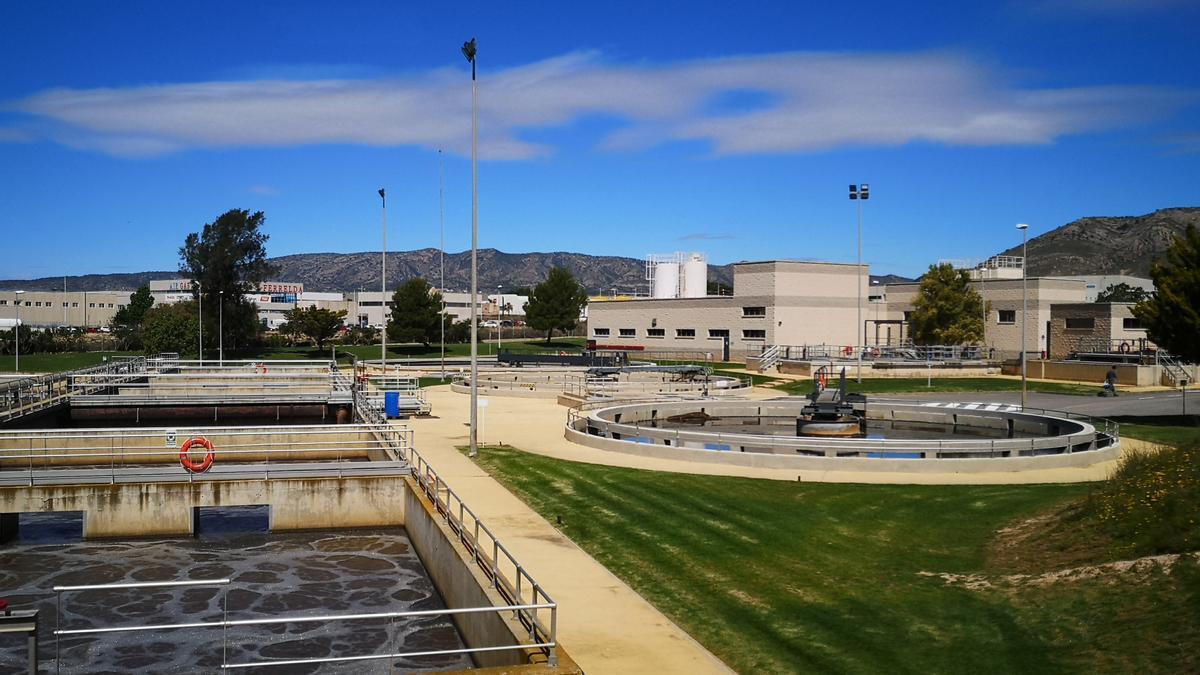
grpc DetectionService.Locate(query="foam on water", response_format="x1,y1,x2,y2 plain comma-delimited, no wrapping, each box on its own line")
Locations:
0,515,472,673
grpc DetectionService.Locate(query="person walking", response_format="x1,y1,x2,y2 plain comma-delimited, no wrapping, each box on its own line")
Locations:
1104,366,1119,396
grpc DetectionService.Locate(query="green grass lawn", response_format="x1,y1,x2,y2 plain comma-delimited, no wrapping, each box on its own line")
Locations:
775,376,1098,396
1112,416,1200,447
0,351,138,373
466,445,1200,674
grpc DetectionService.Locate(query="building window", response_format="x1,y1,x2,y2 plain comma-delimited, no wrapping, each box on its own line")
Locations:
742,306,766,317
647,328,665,338
709,329,730,338
35,301,42,307
72,302,78,307
24,301,31,306
742,329,766,340
89,303,95,308
62,302,68,307
676,328,695,338
1123,318,1143,330
0,300,6,305
108,303,114,308
997,310,1015,324
1065,317,1095,330
619,328,636,337
593,328,610,337
903,311,912,321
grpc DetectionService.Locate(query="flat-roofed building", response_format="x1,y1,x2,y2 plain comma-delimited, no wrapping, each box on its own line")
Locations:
0,290,132,328
1047,302,1151,358
585,260,867,359
349,290,487,329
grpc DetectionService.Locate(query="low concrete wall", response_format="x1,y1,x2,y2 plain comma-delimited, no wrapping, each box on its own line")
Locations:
1000,360,1157,386
775,360,996,378
402,476,577,671
0,476,408,538
565,424,1120,475
0,427,376,467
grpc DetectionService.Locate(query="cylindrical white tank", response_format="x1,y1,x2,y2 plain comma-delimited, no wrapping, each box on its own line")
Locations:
653,262,680,299
681,253,707,298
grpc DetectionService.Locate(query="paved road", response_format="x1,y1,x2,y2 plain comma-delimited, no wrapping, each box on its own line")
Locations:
874,389,1191,418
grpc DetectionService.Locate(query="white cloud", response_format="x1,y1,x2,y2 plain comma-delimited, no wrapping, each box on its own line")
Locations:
3,50,1192,159
248,184,281,196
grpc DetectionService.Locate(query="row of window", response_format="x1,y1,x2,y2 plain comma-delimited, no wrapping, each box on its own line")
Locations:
1063,317,1143,330
593,328,764,340
0,300,120,308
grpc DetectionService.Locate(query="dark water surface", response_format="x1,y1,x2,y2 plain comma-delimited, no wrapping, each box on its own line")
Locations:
0,512,472,673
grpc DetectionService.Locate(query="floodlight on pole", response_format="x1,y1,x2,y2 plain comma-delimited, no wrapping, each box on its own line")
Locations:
1017,223,1029,409
379,188,388,375
463,37,479,458
196,280,203,366
849,183,869,383
13,290,25,373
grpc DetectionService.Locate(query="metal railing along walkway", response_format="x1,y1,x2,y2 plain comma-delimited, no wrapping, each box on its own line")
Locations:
1,357,146,423
0,424,411,487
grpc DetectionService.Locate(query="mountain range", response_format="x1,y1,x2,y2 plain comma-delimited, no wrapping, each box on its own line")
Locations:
1,207,1193,293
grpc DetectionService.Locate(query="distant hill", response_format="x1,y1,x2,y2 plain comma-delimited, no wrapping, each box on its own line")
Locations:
0,249,735,294
995,207,1199,278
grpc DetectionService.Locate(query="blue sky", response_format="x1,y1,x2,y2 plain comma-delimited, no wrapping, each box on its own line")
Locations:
2,0,1198,280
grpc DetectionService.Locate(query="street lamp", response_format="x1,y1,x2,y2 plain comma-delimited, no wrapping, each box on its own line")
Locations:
196,280,203,366
218,290,225,366
463,37,479,458
496,285,503,355
13,290,25,372
849,183,870,383
1017,223,1029,409
379,187,388,375
439,149,447,379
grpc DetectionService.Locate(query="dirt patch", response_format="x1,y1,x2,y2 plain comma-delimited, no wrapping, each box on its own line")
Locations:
986,499,1118,574
919,551,1200,591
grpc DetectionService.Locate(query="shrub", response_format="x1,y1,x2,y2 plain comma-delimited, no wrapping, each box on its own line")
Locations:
1087,443,1200,556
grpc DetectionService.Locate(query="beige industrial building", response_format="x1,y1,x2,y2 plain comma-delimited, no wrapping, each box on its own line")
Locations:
879,276,1089,359
1047,302,1151,359
0,290,132,328
586,260,868,359
350,290,487,329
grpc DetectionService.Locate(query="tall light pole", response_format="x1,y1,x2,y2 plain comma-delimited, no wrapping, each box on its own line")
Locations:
196,281,203,366
496,285,503,355
439,149,447,379
379,188,388,375
849,183,869,383
1017,223,1029,409
13,290,25,373
463,37,479,458
218,290,225,366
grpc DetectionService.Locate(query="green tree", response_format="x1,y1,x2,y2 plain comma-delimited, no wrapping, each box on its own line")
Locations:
908,263,986,345
179,209,279,352
1095,282,1150,304
525,267,588,343
141,302,200,356
111,285,155,349
282,306,346,349
386,278,445,346
1133,224,1200,362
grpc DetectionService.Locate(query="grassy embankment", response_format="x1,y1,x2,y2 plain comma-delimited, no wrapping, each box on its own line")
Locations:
465,420,1200,674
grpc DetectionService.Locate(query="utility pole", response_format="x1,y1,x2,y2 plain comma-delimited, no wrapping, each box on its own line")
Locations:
849,183,869,383
379,188,388,375
439,149,446,379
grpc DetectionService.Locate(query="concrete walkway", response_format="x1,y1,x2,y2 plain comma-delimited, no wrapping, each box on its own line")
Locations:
403,389,734,675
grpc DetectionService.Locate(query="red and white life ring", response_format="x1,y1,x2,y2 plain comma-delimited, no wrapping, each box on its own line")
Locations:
256,363,269,374
842,345,853,357
180,436,215,473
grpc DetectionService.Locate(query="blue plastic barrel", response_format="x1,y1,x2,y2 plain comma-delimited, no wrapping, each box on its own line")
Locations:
384,391,400,418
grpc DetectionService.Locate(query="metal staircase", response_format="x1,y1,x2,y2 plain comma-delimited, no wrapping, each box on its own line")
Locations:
758,345,782,373
1159,353,1191,386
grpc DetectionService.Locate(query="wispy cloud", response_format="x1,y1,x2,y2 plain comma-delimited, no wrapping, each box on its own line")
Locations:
3,50,1193,159
1159,132,1200,156
679,232,736,241
248,184,281,196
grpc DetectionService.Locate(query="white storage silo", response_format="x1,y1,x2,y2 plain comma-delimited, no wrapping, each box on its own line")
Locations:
653,261,680,299
681,253,708,298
